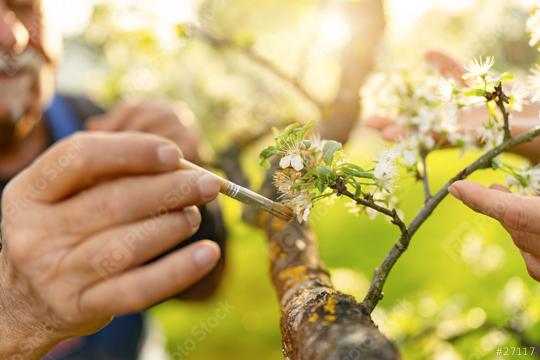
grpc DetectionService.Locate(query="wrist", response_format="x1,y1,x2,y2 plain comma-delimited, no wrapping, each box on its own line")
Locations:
0,264,60,359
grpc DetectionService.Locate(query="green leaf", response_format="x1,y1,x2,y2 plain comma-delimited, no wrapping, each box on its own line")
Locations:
322,140,342,165
499,72,514,84
259,146,278,166
462,88,486,97
354,182,362,198
491,159,503,170
338,165,375,179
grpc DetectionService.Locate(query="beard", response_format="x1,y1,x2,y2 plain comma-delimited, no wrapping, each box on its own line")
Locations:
0,120,16,149
0,48,47,148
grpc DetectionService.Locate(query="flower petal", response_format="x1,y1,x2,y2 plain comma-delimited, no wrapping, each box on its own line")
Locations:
279,155,292,169
291,155,304,171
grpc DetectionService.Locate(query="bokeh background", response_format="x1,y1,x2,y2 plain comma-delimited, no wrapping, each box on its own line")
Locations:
44,0,540,359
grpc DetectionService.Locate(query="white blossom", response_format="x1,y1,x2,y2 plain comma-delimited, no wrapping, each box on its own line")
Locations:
477,125,504,149
527,8,540,48
528,65,540,103
505,165,540,195
463,57,495,81
438,78,455,102
509,83,529,112
401,149,419,166
284,190,313,223
527,166,540,194
279,153,304,171
362,67,465,152
374,149,399,191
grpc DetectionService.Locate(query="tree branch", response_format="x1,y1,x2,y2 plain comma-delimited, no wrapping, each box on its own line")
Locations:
334,180,408,243
362,126,540,314
421,151,432,203
191,26,325,110
256,166,399,360
493,83,512,142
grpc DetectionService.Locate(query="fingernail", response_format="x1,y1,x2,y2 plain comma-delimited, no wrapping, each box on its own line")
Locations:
194,243,220,268
448,183,461,199
197,174,220,201
158,144,180,166
183,206,201,229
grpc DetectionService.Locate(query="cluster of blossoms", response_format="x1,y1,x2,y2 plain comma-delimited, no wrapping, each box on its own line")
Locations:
361,66,468,167
361,54,540,193
260,122,399,222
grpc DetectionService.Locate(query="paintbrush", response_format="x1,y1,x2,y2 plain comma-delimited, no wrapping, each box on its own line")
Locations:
178,158,294,222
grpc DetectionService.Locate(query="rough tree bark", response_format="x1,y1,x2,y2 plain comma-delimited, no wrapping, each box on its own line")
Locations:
252,176,399,360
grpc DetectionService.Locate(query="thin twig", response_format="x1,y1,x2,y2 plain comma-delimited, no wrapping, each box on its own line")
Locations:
362,126,540,314
191,26,325,110
493,83,512,141
336,185,408,243
421,151,432,203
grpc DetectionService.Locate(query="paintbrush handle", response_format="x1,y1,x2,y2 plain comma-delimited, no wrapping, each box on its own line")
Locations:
178,159,273,211
178,159,229,192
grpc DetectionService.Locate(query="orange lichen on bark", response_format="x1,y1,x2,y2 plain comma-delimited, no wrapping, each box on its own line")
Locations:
278,265,310,289
323,294,337,324
268,242,282,262
257,211,271,228
271,217,288,231
308,312,319,323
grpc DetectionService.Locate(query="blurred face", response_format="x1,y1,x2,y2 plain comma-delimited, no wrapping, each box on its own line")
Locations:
0,0,61,148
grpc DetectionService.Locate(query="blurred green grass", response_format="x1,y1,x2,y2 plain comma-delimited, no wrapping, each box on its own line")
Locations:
151,140,540,360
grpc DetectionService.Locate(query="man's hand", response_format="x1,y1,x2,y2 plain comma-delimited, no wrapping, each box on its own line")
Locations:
449,181,540,282
86,101,201,162
0,132,221,359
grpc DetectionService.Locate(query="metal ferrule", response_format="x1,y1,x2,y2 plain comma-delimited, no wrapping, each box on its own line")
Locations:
224,181,274,212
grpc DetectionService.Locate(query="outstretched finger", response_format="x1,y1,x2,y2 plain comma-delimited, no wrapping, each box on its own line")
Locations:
449,181,540,233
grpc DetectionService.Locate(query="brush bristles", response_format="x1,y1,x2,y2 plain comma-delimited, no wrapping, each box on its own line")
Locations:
270,202,294,222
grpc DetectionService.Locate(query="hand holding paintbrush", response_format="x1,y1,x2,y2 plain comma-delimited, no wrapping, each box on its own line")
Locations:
178,158,294,222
